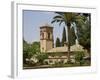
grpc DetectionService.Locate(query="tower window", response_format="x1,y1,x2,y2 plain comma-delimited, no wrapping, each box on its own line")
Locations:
48,32,50,39
42,33,44,39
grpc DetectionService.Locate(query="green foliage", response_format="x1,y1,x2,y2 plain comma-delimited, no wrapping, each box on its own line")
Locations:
61,27,67,46
23,40,40,64
75,52,85,66
51,12,85,62
23,40,30,63
56,37,61,47
36,53,48,64
77,14,91,52
70,27,76,46
31,42,40,53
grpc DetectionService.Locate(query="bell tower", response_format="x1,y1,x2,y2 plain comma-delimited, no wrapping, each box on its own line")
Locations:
40,24,53,52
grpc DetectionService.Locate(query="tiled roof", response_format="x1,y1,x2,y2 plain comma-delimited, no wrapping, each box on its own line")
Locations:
47,44,84,53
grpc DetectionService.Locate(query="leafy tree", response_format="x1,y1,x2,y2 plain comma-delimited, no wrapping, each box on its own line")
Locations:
31,42,40,54
23,39,30,64
61,27,66,46
51,12,85,62
56,37,61,47
23,51,28,64
75,52,85,66
77,13,91,53
23,40,40,64
23,44,34,63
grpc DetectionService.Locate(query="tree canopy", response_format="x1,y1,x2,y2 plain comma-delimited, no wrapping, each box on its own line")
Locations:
77,13,91,52
51,12,85,62
56,37,61,47
23,40,40,64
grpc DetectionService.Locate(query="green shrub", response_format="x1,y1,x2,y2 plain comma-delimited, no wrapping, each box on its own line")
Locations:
36,53,48,65
75,51,85,66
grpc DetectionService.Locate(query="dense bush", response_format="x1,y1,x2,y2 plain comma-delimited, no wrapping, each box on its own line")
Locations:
36,53,48,65
23,40,40,64
75,51,85,66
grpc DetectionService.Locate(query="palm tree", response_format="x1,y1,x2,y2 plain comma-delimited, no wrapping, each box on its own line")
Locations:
51,12,85,63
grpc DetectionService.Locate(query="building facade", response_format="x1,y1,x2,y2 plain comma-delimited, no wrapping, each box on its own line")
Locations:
40,25,53,52
40,24,85,64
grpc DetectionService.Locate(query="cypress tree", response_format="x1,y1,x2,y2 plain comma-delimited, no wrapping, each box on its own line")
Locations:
56,37,61,47
61,27,66,46
70,27,76,46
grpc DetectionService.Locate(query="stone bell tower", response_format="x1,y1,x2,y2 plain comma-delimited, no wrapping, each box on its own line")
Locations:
40,24,53,52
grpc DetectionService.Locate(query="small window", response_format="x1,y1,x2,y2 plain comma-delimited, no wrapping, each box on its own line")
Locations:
42,33,44,39
48,32,50,39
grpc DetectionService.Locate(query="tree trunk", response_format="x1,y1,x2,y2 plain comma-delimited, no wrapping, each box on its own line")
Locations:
67,23,71,63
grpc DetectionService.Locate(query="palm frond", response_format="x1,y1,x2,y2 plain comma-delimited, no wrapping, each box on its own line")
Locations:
75,15,87,21
55,12,64,15
75,19,85,28
51,20,56,24
59,20,64,26
53,16,63,19
51,19,64,26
